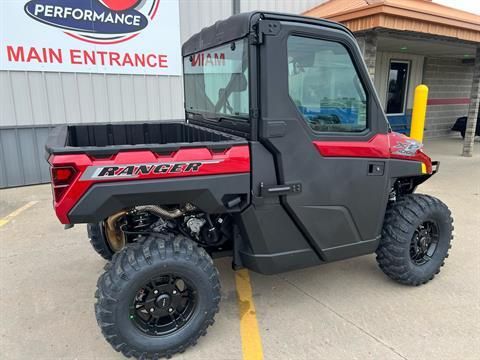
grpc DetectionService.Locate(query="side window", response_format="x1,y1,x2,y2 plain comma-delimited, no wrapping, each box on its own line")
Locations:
287,36,367,133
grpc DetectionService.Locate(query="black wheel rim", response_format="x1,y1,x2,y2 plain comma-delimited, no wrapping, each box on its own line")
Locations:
129,274,197,336
410,221,439,265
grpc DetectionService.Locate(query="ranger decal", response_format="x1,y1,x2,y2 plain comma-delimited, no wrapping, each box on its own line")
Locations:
80,160,220,180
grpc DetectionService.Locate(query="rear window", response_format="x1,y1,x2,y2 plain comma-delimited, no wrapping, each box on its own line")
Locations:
183,38,249,120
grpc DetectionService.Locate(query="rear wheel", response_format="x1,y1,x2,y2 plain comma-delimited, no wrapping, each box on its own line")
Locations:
87,212,129,260
376,194,453,286
87,222,114,260
95,233,220,359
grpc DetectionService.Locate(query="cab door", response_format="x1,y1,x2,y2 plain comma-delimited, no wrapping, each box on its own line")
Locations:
257,19,391,261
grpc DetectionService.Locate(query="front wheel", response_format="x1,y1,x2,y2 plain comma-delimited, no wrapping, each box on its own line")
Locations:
95,233,221,359
376,194,453,286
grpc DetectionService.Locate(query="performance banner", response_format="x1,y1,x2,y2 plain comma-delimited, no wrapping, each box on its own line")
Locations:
0,0,182,75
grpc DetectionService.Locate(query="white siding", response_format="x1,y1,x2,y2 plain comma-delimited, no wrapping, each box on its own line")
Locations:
180,0,233,42
0,71,189,126
240,0,322,13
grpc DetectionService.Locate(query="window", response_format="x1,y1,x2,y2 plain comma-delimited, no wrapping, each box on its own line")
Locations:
183,39,249,119
287,36,367,133
386,61,409,115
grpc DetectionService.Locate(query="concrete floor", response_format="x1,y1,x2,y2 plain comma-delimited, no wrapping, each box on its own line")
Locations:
0,137,479,360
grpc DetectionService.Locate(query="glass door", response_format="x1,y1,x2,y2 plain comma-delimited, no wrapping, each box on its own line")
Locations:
386,60,410,115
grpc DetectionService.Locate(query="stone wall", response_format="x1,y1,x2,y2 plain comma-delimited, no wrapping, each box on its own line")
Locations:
356,33,377,81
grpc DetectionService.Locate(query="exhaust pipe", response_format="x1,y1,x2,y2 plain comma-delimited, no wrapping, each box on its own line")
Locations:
135,204,195,219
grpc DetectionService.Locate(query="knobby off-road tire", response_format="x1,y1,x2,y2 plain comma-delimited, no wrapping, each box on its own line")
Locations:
87,222,114,260
95,233,221,359
376,194,453,286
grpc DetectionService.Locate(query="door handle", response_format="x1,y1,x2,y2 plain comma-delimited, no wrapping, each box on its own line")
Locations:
368,162,385,176
259,182,302,196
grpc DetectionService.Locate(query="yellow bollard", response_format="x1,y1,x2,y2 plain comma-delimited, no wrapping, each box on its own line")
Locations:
410,84,429,143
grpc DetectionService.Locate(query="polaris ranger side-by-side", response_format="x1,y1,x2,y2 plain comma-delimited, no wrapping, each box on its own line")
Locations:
46,12,453,359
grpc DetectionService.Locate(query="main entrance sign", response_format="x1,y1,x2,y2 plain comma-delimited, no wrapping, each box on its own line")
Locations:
0,0,181,75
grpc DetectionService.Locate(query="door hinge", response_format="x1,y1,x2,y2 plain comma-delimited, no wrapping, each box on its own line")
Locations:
250,108,259,119
250,20,281,45
249,31,262,45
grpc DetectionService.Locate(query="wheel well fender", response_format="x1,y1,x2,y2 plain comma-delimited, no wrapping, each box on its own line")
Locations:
67,174,250,223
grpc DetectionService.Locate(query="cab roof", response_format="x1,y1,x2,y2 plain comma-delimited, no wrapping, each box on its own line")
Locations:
182,11,352,56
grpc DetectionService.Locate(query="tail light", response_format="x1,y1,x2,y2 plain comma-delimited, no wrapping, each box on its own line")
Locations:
51,166,77,201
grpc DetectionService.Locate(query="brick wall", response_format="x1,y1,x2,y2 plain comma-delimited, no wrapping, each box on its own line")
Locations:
423,57,474,138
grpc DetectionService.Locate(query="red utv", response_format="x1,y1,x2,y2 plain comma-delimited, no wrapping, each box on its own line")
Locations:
46,12,453,359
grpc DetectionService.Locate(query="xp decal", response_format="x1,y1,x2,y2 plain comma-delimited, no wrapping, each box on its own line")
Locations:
391,139,423,157
24,0,160,44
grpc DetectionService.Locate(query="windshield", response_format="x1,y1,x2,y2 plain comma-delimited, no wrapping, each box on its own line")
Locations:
184,38,249,120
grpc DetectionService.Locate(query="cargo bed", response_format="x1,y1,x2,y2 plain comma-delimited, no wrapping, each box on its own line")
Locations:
45,122,246,157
